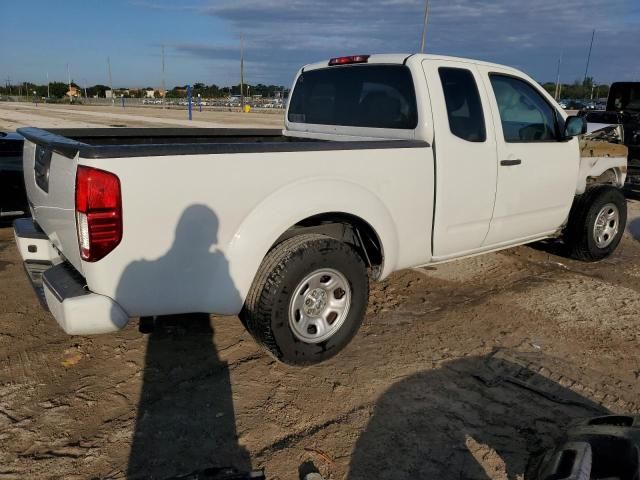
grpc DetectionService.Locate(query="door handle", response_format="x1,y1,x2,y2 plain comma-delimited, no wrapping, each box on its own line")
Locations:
500,159,522,166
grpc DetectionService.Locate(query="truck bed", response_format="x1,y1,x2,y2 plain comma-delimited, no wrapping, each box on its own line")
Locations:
17,127,424,159
18,126,429,294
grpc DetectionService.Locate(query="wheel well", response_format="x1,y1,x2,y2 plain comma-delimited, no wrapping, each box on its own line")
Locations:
586,168,624,189
271,213,384,277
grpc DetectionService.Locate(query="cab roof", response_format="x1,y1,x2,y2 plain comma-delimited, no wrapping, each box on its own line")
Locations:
302,53,522,75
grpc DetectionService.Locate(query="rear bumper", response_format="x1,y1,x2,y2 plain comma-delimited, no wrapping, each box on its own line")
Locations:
14,218,129,335
13,217,59,262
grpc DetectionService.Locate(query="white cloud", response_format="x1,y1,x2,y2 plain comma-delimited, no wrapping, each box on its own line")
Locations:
162,0,638,84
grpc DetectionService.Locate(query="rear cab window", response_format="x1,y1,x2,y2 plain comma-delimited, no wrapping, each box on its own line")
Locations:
288,65,418,129
438,67,486,142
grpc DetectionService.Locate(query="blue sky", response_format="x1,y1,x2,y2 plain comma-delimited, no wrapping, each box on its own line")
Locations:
1,0,639,89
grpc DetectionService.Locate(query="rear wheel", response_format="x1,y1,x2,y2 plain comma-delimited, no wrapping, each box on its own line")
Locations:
565,187,627,261
240,234,369,365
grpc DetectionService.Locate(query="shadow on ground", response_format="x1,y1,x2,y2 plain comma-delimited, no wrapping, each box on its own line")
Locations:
126,314,251,479
628,217,640,241
348,352,607,480
0,233,12,272
118,205,251,479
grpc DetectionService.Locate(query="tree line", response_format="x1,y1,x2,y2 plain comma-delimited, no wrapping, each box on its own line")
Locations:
0,81,289,99
1,77,608,101
540,77,610,101
167,83,288,99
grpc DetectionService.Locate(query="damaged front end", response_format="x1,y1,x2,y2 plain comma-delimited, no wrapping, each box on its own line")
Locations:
582,104,640,187
576,125,628,195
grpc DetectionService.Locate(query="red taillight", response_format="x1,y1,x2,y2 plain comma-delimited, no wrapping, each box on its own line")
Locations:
328,55,370,66
75,166,122,262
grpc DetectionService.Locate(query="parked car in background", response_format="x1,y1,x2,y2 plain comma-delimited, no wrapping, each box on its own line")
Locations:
14,54,628,365
566,100,587,110
0,131,28,218
586,101,606,110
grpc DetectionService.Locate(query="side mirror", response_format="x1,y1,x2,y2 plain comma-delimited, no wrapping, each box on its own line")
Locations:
564,115,587,138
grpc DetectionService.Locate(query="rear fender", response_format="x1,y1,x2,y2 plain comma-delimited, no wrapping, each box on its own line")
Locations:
226,179,399,310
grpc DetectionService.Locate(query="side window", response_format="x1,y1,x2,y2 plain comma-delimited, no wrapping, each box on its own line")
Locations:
489,74,559,142
438,67,486,142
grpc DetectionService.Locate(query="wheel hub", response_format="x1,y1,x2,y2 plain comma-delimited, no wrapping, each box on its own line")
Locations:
593,203,619,249
303,288,328,316
289,268,352,344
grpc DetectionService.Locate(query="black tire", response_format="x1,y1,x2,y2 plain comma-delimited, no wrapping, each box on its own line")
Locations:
565,186,627,261
240,234,369,365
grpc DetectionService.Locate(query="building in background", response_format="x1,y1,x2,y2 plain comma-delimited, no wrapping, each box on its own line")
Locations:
65,85,80,99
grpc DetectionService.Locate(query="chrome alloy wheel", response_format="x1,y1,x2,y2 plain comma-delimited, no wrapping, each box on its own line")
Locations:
289,268,352,343
593,202,620,249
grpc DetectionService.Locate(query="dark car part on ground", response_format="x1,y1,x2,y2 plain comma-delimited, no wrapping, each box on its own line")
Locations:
0,131,28,218
167,467,265,480
526,414,640,480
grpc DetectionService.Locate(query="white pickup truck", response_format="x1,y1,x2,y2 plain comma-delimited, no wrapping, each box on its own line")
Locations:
14,54,627,365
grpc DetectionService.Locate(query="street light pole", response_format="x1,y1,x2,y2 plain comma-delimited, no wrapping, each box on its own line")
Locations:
582,29,596,93
161,44,166,109
67,63,72,103
554,51,563,100
240,35,245,111
107,57,114,105
420,0,430,53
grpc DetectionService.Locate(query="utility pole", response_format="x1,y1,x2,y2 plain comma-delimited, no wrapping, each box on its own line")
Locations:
107,57,114,105
46,72,50,98
554,51,563,100
240,35,245,110
420,0,430,53
161,44,166,109
582,29,596,92
67,63,72,103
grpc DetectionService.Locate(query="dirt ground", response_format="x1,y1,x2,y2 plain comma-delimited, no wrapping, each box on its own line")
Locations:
1,103,639,480
0,102,283,130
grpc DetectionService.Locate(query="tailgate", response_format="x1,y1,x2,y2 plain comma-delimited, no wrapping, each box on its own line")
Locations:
20,131,82,273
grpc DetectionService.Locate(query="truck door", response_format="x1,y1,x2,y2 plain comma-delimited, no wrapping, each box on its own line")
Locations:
478,68,580,246
422,60,499,259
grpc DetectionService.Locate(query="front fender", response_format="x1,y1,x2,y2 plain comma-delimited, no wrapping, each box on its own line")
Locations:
226,178,400,309
576,155,627,195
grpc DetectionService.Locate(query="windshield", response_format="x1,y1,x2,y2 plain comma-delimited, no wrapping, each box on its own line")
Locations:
287,65,418,129
607,83,640,112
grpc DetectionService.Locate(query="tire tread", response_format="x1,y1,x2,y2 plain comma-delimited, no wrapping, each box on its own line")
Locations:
565,186,626,262
241,234,367,363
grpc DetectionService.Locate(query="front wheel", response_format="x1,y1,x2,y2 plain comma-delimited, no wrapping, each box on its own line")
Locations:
240,234,369,365
565,187,627,261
